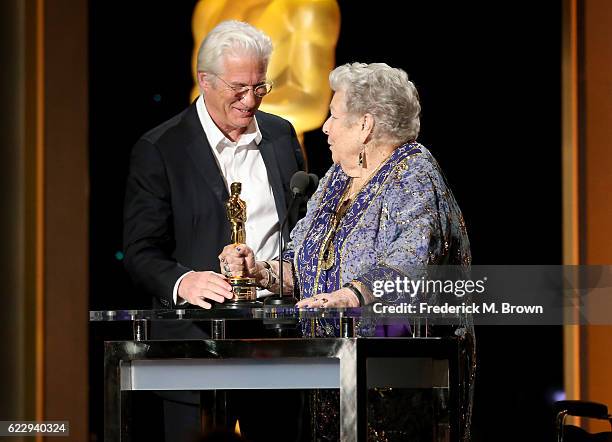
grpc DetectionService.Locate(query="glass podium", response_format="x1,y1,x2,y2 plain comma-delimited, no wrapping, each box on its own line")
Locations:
90,307,471,442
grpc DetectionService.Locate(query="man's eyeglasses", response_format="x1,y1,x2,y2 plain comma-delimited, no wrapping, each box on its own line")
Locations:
212,74,273,98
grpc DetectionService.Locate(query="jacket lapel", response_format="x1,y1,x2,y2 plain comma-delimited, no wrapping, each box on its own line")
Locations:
259,126,289,239
182,104,229,206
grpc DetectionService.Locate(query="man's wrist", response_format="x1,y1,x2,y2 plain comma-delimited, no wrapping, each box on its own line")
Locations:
174,270,194,305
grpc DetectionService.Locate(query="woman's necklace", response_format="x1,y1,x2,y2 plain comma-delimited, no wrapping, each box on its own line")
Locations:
319,154,392,271
344,153,391,203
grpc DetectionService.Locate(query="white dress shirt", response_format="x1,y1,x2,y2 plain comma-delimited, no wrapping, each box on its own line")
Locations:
173,96,280,303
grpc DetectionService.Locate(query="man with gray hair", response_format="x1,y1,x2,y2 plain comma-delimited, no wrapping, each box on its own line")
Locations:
123,20,305,441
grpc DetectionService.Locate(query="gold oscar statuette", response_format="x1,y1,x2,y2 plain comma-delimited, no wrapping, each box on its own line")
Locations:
225,182,258,303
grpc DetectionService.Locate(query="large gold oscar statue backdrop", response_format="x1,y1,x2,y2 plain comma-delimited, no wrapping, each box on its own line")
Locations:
191,0,341,158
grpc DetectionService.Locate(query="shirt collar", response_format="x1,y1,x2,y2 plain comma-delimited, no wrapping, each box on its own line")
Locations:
196,95,262,152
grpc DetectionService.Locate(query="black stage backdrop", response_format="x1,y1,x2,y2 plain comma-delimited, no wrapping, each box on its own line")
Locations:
89,1,562,441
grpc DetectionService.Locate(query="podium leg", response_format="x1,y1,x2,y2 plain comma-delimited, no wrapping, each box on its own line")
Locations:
200,390,228,434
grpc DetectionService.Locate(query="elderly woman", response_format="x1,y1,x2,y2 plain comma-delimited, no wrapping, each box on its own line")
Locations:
220,62,470,311
221,62,474,441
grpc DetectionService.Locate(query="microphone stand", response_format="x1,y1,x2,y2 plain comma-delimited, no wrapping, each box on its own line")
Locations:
263,195,300,307
263,171,317,308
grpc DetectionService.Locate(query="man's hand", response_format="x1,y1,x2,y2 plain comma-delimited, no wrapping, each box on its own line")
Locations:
177,271,233,309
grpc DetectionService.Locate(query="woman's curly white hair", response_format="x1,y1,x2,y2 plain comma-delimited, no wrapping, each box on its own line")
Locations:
329,62,421,144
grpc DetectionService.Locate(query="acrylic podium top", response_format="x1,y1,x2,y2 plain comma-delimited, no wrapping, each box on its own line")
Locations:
89,307,366,322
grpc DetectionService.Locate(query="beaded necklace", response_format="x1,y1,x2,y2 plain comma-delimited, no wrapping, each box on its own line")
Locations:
319,157,390,271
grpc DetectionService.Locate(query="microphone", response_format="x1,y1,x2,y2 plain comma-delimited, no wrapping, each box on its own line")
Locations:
264,171,318,307
307,173,319,197
289,170,310,196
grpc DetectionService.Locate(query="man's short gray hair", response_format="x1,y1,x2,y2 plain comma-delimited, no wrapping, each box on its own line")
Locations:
329,63,421,144
197,21,273,74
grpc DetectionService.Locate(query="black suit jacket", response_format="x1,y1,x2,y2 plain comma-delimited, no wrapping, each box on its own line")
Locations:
123,102,305,313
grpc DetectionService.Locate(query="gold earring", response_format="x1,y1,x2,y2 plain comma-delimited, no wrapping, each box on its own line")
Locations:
358,145,365,168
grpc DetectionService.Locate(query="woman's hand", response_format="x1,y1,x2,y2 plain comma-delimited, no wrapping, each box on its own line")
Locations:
295,288,360,308
218,243,257,278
